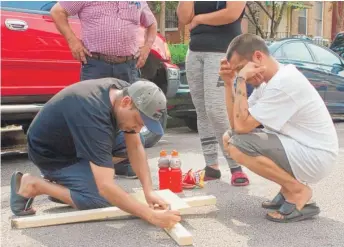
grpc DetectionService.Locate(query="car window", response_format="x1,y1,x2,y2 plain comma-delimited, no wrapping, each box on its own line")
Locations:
1,1,56,12
308,43,342,66
273,46,285,59
281,42,314,62
331,33,344,58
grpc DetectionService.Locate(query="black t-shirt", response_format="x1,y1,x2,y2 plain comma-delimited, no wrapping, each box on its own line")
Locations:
27,78,130,171
189,1,245,53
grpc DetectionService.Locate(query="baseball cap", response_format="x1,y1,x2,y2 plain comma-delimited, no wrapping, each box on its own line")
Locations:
126,80,167,135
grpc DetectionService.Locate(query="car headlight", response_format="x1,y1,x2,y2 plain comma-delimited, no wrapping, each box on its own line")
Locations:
167,68,180,80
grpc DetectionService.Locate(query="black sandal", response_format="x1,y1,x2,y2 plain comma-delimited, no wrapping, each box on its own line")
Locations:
262,192,286,209
266,201,320,223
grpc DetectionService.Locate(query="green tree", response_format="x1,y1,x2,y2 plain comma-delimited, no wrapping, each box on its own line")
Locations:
245,1,308,39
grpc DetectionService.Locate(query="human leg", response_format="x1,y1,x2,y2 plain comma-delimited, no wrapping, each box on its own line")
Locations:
80,57,113,81
10,159,113,215
112,59,140,84
203,52,249,185
186,49,220,180
222,131,318,222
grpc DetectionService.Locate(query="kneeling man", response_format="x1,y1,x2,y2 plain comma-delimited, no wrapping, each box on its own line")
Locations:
221,34,338,223
10,78,181,229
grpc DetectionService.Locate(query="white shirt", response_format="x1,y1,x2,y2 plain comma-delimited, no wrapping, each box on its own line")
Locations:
248,64,339,183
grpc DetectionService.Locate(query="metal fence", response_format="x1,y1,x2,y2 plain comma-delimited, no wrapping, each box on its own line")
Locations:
165,9,178,29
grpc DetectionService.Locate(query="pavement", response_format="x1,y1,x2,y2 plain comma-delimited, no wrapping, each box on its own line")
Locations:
2,125,344,247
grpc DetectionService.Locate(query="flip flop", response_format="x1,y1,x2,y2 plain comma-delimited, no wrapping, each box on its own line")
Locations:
266,201,320,223
262,192,317,210
10,171,36,216
231,171,250,186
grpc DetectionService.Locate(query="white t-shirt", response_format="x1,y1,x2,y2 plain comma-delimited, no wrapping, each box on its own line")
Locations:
248,64,339,183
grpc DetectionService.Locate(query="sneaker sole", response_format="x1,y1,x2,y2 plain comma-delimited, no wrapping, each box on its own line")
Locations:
204,176,220,181
115,174,138,179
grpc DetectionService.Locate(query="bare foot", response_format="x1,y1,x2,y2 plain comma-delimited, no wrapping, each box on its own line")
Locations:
268,184,312,220
18,174,39,198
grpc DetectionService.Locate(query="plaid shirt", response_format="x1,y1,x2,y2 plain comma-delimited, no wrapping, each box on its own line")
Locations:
59,1,156,56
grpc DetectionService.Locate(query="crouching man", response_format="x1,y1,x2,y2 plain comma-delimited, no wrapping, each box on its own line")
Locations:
10,78,181,229
220,34,339,223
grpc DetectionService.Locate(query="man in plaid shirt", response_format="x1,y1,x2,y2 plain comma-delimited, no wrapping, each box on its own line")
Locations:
51,1,157,179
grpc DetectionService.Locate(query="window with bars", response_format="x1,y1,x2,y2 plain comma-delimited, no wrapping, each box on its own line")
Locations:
314,2,323,37
165,8,178,29
298,9,307,35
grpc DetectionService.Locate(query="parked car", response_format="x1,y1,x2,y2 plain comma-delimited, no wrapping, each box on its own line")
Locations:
1,1,181,148
169,38,344,131
330,31,344,59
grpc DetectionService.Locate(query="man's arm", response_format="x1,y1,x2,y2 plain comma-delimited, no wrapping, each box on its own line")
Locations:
50,3,77,42
124,133,152,193
194,1,246,26
233,77,261,133
50,2,91,63
224,82,236,130
176,1,194,25
136,2,157,68
144,22,157,49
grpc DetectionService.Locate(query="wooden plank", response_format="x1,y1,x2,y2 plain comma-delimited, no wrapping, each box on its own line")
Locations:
133,189,190,211
11,192,216,230
165,223,193,246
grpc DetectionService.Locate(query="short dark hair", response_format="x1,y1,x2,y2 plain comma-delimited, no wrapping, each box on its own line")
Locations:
226,34,270,61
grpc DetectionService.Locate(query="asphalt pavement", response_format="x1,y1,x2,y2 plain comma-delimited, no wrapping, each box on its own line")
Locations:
2,125,344,247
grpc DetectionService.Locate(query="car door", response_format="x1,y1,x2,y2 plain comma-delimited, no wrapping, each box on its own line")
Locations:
307,43,344,114
273,41,327,100
1,1,81,101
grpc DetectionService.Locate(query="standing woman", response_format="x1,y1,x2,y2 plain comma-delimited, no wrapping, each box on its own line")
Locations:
177,1,249,185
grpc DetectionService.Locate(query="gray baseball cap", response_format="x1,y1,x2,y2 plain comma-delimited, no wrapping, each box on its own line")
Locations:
127,80,167,135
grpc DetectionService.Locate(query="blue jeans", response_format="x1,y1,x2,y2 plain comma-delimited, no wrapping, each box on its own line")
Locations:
81,57,143,173
81,57,140,83
39,132,145,210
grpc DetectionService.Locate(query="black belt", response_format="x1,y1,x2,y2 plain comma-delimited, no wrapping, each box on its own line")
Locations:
90,52,136,64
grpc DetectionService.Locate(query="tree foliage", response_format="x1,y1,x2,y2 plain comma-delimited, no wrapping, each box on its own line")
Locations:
245,1,307,39
147,1,178,14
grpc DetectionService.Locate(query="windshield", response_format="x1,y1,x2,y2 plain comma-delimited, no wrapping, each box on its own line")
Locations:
330,33,344,59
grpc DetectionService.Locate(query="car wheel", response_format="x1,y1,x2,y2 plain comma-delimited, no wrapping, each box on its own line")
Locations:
184,118,198,132
140,111,168,148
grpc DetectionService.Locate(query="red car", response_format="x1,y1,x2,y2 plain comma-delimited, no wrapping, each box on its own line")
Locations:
1,1,180,148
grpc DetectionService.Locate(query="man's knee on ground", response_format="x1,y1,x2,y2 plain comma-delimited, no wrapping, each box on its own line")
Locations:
71,191,110,210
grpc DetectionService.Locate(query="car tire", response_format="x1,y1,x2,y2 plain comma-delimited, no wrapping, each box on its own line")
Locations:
140,111,168,148
184,118,198,132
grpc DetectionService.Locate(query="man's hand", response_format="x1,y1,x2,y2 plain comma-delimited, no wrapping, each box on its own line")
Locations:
149,210,181,229
145,191,169,210
68,36,91,64
238,62,266,82
219,59,237,87
136,45,150,69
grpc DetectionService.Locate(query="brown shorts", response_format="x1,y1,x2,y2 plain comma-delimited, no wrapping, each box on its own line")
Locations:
227,129,294,177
